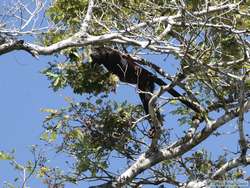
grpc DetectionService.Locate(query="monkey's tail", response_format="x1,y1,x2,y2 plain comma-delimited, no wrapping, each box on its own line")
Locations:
153,76,201,113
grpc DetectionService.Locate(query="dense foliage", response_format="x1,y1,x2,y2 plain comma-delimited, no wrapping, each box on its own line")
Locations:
1,0,250,187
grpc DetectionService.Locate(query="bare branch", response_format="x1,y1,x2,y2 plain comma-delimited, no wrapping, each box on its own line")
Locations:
212,156,250,179
96,100,250,187
238,73,248,158
80,0,95,33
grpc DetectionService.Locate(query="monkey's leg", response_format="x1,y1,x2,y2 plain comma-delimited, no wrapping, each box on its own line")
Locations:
138,92,150,115
138,81,163,123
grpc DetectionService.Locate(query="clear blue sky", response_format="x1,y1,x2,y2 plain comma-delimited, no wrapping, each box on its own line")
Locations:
0,51,74,187
0,50,142,187
0,50,249,188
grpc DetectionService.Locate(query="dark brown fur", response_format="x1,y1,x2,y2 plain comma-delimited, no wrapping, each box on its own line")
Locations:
91,47,200,114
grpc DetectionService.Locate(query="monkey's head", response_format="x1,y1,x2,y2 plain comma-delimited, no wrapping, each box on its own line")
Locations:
90,47,122,67
90,47,107,65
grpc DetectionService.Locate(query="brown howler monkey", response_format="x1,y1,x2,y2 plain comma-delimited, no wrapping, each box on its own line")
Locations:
91,47,200,115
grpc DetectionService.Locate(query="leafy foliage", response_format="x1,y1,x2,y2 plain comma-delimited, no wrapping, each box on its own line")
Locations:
41,97,143,177
43,61,118,94
39,0,250,186
2,0,250,187
42,48,119,95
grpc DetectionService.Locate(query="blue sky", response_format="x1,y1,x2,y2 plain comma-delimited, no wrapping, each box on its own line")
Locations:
0,50,143,187
0,0,249,187
0,51,71,187
0,50,249,188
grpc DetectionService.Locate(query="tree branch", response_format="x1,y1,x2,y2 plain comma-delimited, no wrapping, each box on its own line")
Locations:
80,0,95,33
93,100,250,187
212,156,250,179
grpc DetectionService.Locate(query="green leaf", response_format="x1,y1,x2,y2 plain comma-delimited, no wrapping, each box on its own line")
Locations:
38,166,49,177
53,77,61,87
44,72,58,78
40,130,57,142
243,65,250,69
96,99,103,104
169,100,177,105
0,151,12,160
40,131,49,141
41,108,59,114
245,78,250,88
50,131,57,142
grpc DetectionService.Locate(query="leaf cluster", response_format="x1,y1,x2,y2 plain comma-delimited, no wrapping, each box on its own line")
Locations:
41,97,143,176
43,59,118,95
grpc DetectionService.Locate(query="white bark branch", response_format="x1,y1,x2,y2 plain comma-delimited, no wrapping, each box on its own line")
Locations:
148,86,164,150
105,100,250,187
212,156,250,179
80,0,95,33
238,73,248,158
121,3,239,33
0,2,241,57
